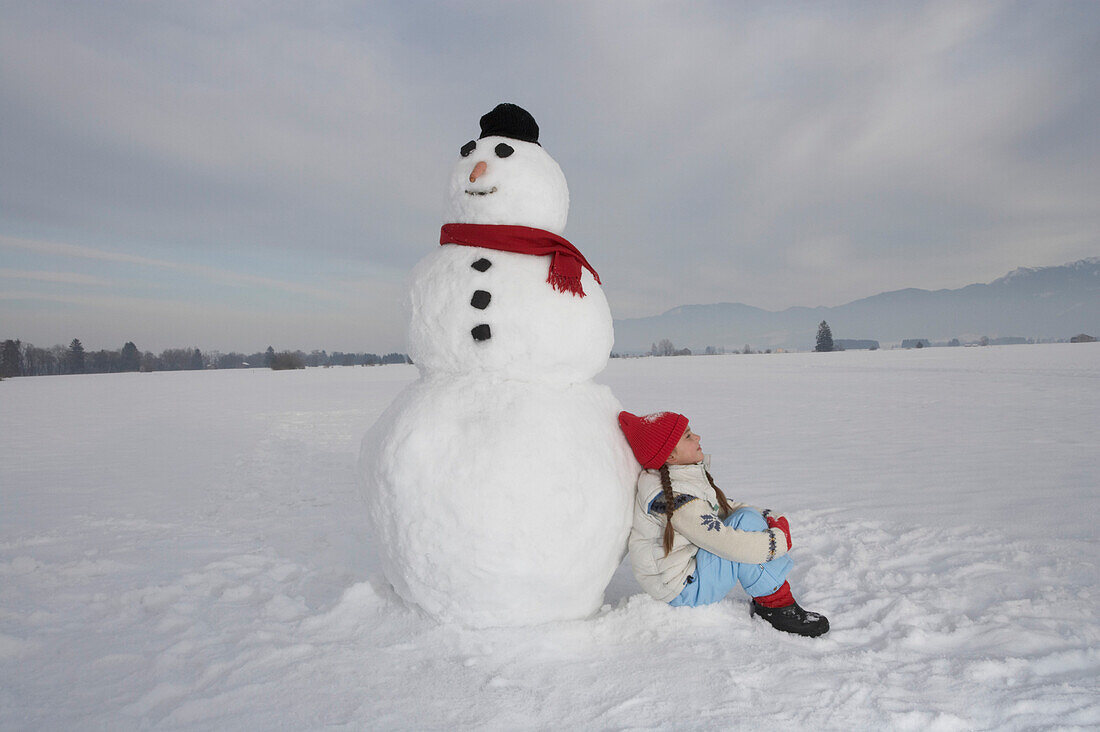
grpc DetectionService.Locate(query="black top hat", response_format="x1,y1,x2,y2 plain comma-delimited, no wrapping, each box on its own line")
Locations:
479,103,540,145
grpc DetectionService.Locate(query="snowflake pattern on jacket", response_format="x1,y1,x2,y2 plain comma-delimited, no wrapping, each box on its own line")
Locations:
700,514,722,531
648,492,698,515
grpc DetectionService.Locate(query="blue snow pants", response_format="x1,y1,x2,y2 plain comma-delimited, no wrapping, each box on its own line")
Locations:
669,507,794,608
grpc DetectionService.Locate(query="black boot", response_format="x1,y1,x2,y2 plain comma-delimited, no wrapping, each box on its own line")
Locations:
750,600,830,637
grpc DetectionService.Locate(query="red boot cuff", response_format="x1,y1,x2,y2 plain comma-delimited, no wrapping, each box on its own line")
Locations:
755,581,795,608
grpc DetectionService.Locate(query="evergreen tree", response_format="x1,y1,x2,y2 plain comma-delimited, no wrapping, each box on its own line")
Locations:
264,346,275,368
120,342,141,372
815,321,834,352
68,338,86,373
1,339,23,377
190,348,204,370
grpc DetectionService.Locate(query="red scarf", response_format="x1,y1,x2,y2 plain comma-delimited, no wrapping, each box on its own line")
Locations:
439,223,601,297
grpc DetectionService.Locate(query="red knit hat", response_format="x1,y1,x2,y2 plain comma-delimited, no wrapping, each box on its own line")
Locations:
617,411,689,469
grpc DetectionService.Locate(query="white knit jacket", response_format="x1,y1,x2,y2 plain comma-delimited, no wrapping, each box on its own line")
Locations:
628,457,789,603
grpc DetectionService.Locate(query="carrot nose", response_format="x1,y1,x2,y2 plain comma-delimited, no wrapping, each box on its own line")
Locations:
469,161,487,183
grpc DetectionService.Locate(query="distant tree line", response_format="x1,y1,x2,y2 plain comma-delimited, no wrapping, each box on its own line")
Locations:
636,339,775,357
0,338,410,378
589,319,1094,360
649,339,692,357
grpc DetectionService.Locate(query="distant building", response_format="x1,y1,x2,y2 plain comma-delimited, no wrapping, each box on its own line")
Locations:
1070,333,1096,343
835,339,879,350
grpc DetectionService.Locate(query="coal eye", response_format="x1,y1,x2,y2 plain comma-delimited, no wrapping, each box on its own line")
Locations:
494,143,514,158
460,140,476,157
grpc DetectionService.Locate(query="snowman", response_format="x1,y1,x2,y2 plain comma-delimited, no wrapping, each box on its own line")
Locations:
358,104,637,627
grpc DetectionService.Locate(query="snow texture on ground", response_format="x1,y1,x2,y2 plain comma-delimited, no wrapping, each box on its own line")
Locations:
2,344,1098,730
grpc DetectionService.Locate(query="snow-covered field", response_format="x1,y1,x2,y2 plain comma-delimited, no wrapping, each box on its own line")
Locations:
2,343,1098,730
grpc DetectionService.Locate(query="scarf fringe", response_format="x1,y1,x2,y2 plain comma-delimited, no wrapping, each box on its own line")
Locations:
548,271,584,297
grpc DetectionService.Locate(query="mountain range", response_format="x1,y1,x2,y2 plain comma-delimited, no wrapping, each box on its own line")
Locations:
612,258,1100,353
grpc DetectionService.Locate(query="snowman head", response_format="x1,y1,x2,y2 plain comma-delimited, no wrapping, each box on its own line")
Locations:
443,104,569,235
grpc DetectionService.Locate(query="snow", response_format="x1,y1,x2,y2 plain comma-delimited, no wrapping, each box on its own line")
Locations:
443,135,570,235
2,343,1099,729
359,374,635,626
406,248,613,382
369,106,634,628
411,114,608,383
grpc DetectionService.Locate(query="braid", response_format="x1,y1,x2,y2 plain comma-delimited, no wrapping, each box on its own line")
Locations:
704,469,734,516
659,464,676,556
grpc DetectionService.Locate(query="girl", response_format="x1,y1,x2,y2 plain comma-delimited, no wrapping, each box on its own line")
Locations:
618,410,829,637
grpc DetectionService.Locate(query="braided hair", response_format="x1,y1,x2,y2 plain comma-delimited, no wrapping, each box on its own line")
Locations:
657,464,677,555
658,463,734,555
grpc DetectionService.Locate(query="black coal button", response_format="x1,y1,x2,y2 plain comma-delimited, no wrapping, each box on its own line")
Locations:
470,290,491,309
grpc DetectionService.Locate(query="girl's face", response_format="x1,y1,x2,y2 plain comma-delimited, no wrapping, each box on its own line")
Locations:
666,425,704,465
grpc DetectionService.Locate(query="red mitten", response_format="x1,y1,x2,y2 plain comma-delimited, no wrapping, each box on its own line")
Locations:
766,515,793,550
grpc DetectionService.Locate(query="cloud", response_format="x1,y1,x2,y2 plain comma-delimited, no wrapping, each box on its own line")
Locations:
1,286,407,354
0,268,115,286
0,234,340,301
1,1,1098,350
556,2,1100,311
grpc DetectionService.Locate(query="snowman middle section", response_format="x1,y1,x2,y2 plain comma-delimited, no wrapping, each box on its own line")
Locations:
408,245,614,384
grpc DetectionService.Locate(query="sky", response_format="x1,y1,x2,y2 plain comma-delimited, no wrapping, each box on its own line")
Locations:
2,1,1098,354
